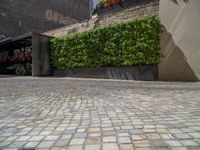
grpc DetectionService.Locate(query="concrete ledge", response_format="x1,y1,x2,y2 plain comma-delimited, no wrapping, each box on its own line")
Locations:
54,66,158,81
96,0,158,16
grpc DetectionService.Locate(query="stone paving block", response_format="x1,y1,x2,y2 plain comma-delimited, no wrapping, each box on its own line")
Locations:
169,129,183,134
77,129,86,132
7,141,27,148
146,133,161,140
103,143,119,150
143,129,156,133
37,141,55,148
27,131,40,136
174,133,192,140
54,139,69,147
1,78,200,150
44,135,60,141
0,141,12,148
103,136,117,143
190,127,200,131
156,128,168,134
84,144,101,150
15,136,31,141
1,133,15,137
194,139,200,144
165,140,182,147
180,140,198,146
133,140,151,148
67,145,83,150
119,144,134,150
103,131,116,136
2,148,19,150
152,140,169,148
40,131,52,136
65,130,76,134
118,137,131,144
160,134,174,140
74,133,87,138
134,148,152,150
50,147,67,150
60,134,72,140
102,127,115,131
69,138,85,145
88,128,100,132
23,141,40,149
4,136,18,142
181,128,194,133
171,147,187,150
85,137,101,144
189,132,200,138
29,136,45,141
121,126,134,130
132,135,145,141
118,132,129,137
144,125,155,129
0,136,7,142
89,132,101,137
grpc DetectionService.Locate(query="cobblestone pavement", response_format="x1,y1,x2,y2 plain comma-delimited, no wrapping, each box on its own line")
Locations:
0,77,200,150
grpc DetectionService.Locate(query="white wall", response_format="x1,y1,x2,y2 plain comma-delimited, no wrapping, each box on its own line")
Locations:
159,0,200,81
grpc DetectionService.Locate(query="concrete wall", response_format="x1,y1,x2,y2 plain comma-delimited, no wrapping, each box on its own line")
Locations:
159,0,200,81
0,0,90,38
32,33,53,76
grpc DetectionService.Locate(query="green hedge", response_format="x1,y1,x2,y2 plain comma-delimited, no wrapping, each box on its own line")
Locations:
50,16,161,69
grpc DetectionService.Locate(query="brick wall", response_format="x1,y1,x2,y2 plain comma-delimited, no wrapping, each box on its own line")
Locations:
0,0,90,37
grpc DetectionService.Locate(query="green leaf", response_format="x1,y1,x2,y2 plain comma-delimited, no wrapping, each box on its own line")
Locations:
50,16,161,68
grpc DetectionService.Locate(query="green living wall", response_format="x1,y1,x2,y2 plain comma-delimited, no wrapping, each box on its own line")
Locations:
50,16,161,69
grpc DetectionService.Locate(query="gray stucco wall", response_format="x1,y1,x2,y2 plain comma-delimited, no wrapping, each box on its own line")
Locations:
0,0,90,38
159,0,200,81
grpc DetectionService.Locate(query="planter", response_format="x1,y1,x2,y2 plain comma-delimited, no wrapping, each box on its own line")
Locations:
95,0,126,15
54,65,158,81
94,0,155,16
